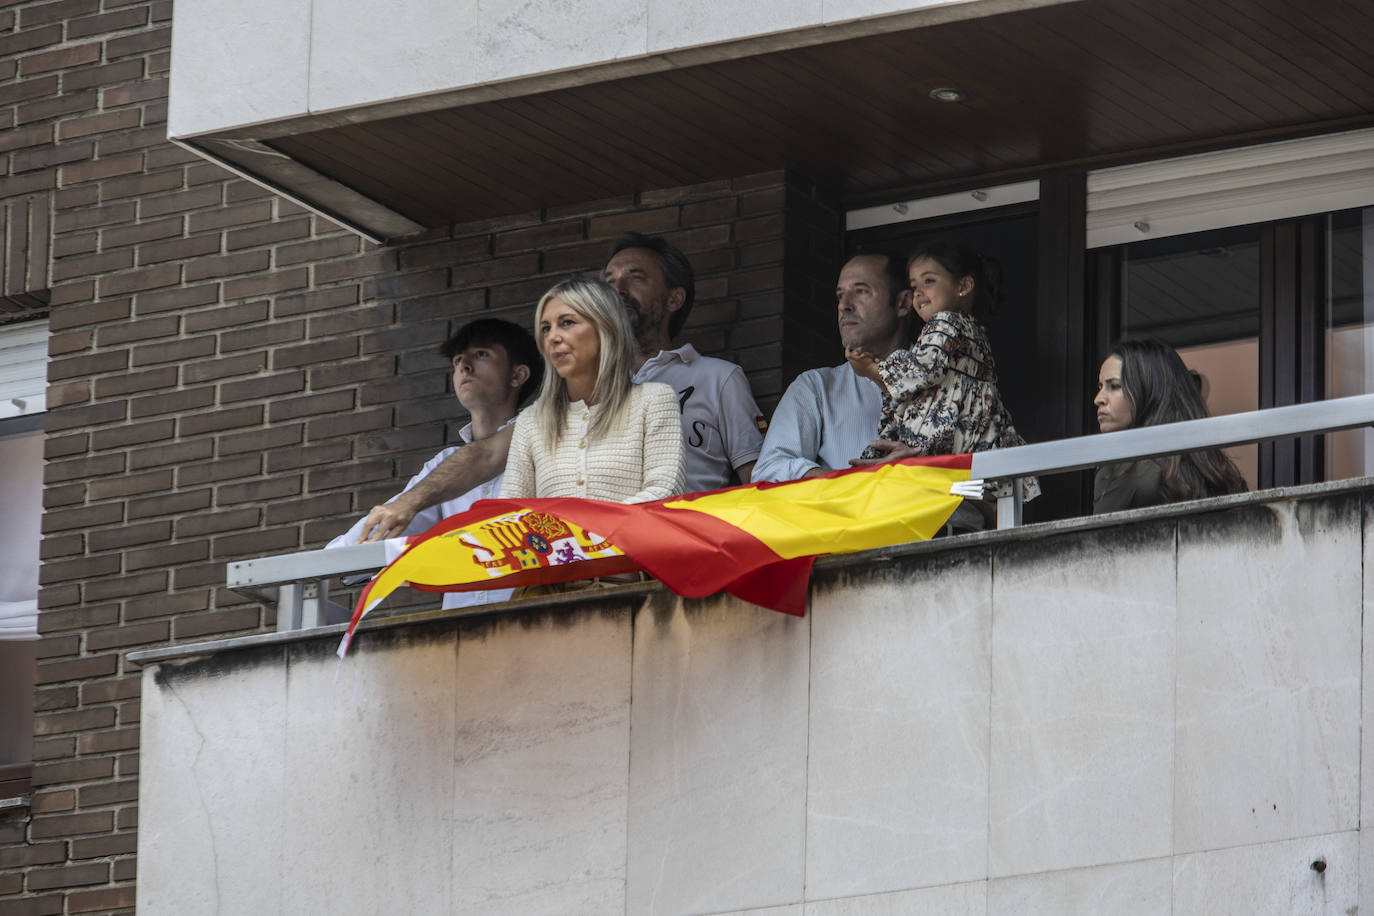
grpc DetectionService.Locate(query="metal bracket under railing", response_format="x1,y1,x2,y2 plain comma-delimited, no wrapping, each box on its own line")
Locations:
972,392,1374,529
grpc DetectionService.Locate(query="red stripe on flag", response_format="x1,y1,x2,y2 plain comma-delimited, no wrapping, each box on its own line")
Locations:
532,497,808,613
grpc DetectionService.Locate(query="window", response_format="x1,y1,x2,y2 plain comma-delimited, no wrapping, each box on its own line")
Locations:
0,421,40,771
1088,131,1374,491
0,319,47,795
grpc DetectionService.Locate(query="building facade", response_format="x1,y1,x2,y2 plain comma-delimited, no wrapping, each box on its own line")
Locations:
1,0,1373,911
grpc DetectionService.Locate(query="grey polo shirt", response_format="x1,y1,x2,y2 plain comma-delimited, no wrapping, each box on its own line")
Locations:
634,344,765,493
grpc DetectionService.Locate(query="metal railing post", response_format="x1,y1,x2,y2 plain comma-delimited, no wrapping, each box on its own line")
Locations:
277,583,303,632
300,580,327,629
995,479,1024,530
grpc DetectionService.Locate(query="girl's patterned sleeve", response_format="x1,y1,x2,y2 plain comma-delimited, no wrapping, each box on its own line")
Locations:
876,313,960,404
627,383,687,503
498,409,537,499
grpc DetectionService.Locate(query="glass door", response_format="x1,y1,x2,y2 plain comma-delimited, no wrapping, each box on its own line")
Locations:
1325,206,1374,480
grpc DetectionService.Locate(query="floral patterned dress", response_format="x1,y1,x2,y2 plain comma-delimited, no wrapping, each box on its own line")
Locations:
861,311,1037,497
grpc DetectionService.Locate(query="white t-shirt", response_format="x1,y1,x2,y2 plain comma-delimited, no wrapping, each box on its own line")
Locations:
328,421,512,610
633,344,765,493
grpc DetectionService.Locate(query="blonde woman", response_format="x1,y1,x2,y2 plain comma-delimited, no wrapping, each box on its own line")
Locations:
501,276,686,503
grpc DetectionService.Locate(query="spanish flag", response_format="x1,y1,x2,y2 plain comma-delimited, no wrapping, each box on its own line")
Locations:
339,455,972,656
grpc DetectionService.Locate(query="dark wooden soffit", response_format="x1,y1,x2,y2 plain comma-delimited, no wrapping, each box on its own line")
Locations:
248,0,1374,236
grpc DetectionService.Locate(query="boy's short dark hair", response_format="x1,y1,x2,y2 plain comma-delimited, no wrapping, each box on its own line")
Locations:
608,232,696,338
440,318,542,405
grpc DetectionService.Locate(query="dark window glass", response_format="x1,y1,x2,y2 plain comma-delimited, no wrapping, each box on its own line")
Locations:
1120,225,1261,489
1325,207,1374,480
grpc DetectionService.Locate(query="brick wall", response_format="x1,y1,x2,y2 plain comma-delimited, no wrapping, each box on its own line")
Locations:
0,1,843,910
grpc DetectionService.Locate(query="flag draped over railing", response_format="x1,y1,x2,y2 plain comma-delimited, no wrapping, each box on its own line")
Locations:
339,454,974,657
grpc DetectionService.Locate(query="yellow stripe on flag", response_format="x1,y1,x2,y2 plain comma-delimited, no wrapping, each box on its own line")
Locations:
664,459,970,558
358,508,626,616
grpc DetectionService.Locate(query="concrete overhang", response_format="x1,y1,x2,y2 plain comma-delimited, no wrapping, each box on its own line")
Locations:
168,0,1374,242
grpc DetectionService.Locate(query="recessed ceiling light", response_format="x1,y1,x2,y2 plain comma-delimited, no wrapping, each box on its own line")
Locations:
929,87,967,103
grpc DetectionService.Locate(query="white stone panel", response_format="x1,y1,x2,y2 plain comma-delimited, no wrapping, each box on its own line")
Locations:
1174,501,1362,854
627,593,810,915
308,0,480,115
1172,830,1357,916
280,631,458,915
804,881,986,914
987,858,1171,915
1362,497,1374,832
647,0,820,53
136,651,287,916
167,0,310,137
451,607,633,915
1365,501,1374,916
806,553,992,899
710,907,804,916
1361,826,1374,916
474,0,649,86
988,525,1177,876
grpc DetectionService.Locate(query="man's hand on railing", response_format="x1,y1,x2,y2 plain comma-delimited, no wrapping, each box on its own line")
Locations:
849,439,919,466
357,495,420,542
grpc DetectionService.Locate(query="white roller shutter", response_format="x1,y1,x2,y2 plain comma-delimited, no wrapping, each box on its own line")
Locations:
1087,127,1374,248
0,320,48,418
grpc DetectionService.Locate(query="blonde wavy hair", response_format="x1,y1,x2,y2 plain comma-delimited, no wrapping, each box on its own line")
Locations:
531,276,637,450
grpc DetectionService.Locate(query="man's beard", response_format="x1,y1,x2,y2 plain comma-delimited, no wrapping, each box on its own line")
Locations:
625,294,666,340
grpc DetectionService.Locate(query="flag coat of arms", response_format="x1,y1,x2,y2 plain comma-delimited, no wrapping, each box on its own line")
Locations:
340,455,974,656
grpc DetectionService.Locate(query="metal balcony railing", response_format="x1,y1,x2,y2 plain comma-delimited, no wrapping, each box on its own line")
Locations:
227,393,1374,632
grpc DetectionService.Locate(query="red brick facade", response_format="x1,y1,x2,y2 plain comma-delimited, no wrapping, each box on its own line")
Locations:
0,1,843,910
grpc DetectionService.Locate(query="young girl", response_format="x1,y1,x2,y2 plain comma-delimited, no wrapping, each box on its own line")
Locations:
846,242,1030,466
1092,338,1246,513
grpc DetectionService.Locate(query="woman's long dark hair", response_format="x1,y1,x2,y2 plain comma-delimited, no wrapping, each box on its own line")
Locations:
908,240,1004,318
1110,338,1247,501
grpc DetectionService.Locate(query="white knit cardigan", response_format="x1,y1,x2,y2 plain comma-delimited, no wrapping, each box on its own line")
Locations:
500,381,686,503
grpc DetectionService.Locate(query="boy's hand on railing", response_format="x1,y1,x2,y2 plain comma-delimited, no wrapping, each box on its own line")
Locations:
357,495,419,542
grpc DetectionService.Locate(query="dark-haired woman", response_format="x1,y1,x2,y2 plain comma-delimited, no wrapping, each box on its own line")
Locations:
1092,338,1246,513
846,241,1030,463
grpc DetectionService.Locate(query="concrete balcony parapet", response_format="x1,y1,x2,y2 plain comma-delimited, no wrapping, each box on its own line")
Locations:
131,478,1374,915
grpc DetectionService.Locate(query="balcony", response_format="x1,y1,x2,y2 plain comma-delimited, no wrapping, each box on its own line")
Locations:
165,0,1374,241
129,463,1371,914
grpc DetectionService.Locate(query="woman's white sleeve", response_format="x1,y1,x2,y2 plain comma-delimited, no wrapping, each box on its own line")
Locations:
626,385,686,503
499,413,537,499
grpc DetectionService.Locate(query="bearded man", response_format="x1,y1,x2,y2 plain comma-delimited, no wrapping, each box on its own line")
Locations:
604,232,765,491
